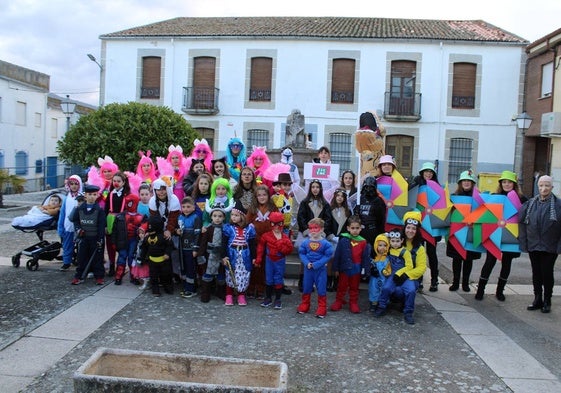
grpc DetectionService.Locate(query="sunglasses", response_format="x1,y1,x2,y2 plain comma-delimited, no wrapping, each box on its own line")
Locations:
194,149,207,154
230,144,242,149
405,218,419,225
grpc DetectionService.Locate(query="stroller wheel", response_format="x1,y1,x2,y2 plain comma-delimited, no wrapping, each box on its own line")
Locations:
12,253,21,268
26,258,39,271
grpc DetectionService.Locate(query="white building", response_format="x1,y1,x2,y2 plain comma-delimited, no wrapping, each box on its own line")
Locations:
0,60,94,191
97,17,528,184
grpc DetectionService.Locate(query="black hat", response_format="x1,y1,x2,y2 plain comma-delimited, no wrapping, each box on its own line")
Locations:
148,215,165,233
232,200,247,216
275,173,292,185
84,184,100,193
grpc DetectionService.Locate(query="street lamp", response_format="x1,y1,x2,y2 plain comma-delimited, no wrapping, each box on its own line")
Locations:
87,53,102,70
87,54,103,106
515,112,533,133
60,95,76,132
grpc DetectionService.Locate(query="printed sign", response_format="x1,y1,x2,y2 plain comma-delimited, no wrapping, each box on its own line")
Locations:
303,163,340,181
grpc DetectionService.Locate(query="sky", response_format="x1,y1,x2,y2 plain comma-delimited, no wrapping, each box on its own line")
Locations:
2,0,560,107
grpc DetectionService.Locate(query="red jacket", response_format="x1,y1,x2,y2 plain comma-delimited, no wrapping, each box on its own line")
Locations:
256,230,293,266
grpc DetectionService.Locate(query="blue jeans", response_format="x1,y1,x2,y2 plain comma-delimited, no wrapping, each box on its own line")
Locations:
117,239,138,268
377,276,419,314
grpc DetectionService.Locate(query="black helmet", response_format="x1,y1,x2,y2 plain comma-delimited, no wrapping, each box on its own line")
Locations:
363,176,377,188
148,215,165,233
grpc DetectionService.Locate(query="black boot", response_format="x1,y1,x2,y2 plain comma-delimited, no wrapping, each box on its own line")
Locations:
542,298,551,313
495,277,507,301
461,259,472,292
475,277,488,300
429,277,438,292
298,274,303,293
200,280,211,303
449,258,461,291
527,294,544,310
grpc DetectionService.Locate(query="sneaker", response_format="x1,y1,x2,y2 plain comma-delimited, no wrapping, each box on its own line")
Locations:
95,278,104,285
71,278,83,285
429,283,438,292
281,286,292,295
87,272,94,279
404,313,415,325
237,294,247,306
180,291,196,298
260,298,273,308
369,302,378,312
225,294,234,306
60,264,71,271
374,307,386,317
274,300,282,310
114,279,122,285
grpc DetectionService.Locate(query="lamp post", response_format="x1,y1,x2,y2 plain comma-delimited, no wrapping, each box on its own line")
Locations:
87,53,103,106
513,111,533,192
60,95,76,132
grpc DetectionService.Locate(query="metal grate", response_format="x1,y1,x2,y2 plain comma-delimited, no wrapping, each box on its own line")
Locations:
448,138,473,184
247,129,269,149
329,133,352,172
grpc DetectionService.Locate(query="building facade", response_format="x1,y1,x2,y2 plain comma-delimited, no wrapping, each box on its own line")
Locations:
98,17,527,184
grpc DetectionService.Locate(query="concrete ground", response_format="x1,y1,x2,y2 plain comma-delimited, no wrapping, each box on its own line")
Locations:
1,190,560,392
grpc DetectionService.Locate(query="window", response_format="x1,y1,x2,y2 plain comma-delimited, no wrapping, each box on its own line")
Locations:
386,135,414,178
192,56,216,109
247,129,269,148
541,62,553,98
452,62,476,108
50,118,58,138
15,150,28,175
448,138,473,184
0,151,4,168
141,56,161,99
34,112,41,128
249,57,272,102
16,101,26,126
389,61,416,116
331,59,355,104
329,133,352,172
193,128,215,151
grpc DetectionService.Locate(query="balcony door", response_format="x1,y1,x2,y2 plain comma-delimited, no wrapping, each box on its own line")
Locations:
389,61,416,116
193,57,216,109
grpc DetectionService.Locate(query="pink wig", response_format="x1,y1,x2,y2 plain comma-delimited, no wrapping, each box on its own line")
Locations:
98,155,118,174
247,146,271,175
136,150,157,183
165,145,186,179
185,138,214,172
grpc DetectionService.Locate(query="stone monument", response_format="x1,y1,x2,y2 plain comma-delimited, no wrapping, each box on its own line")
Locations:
285,109,308,149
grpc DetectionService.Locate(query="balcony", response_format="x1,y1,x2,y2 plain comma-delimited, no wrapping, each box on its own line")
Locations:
383,92,422,122
182,87,219,115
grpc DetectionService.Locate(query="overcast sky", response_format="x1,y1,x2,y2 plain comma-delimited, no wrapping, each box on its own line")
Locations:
2,0,560,107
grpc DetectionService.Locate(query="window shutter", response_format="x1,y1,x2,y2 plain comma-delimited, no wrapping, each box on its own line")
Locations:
193,57,216,109
331,59,355,103
452,63,476,108
141,57,161,99
250,57,272,101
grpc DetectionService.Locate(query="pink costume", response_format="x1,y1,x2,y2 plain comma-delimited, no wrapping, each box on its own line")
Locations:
185,138,214,173
247,146,271,187
87,155,119,210
136,150,157,185
164,145,187,202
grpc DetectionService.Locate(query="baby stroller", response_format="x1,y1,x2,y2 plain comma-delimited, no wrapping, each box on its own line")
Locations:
11,191,64,271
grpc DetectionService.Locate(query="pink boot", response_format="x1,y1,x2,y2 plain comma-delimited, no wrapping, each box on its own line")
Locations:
237,294,247,306
225,294,234,306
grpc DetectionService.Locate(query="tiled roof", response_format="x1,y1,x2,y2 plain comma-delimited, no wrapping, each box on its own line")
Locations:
101,17,527,43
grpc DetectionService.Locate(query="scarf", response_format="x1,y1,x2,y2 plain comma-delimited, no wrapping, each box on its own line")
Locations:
524,194,557,224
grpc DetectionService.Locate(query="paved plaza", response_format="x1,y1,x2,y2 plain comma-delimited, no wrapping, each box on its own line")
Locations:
0,190,560,392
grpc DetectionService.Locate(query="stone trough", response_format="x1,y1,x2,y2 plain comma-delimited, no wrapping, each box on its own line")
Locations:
73,348,288,393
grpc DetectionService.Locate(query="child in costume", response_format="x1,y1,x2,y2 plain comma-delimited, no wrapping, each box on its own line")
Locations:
70,185,106,286
197,208,228,302
353,176,386,248
132,183,151,290
204,177,234,226
212,156,238,190
297,217,334,318
191,173,213,220
161,145,187,202
185,138,214,172
329,215,371,313
58,175,83,270
183,159,206,196
226,137,247,181
138,214,174,296
247,146,271,186
326,188,351,292
280,146,300,185
136,150,157,185
86,155,119,210
368,233,391,311
112,194,145,285
271,173,294,236
255,211,294,309
176,196,202,298
221,201,257,306
104,171,131,277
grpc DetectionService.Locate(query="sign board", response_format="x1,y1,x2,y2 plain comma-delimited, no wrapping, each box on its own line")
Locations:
303,163,340,181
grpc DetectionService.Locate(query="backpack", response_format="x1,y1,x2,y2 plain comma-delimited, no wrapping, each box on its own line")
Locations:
110,212,128,251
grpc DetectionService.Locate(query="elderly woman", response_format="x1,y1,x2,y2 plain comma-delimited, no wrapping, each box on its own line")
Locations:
519,175,561,313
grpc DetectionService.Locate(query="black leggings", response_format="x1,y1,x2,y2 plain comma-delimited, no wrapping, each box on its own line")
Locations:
480,253,515,281
528,251,557,300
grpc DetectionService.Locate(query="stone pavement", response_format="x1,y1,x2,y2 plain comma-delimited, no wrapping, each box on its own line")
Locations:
1,190,561,392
